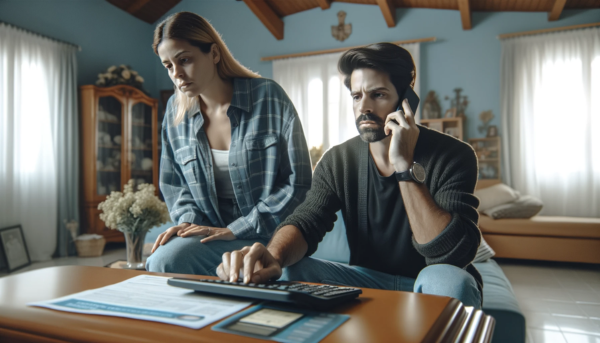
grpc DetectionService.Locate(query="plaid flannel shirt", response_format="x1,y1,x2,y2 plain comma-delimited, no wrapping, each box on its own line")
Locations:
160,78,312,239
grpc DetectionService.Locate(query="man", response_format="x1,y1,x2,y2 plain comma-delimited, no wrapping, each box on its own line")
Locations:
217,43,482,308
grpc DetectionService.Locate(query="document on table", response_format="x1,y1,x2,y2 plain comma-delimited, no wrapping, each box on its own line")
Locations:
28,275,254,329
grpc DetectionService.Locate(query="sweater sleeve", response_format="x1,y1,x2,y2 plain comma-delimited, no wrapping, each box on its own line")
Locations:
411,140,481,269
275,151,342,256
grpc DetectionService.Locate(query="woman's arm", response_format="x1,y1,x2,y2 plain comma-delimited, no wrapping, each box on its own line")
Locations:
160,116,212,227
227,103,313,240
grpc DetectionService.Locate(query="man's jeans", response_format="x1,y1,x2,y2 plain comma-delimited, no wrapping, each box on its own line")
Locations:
281,257,482,309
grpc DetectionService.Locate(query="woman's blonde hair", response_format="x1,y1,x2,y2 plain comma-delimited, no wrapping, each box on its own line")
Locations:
153,12,260,125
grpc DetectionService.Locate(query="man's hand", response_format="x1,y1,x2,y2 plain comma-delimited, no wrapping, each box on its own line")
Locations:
179,225,236,243
217,243,282,284
384,98,420,172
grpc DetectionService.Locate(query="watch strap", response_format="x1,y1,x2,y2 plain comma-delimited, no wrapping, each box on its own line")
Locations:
395,169,413,182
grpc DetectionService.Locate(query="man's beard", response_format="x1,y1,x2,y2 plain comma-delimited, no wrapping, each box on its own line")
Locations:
355,113,387,143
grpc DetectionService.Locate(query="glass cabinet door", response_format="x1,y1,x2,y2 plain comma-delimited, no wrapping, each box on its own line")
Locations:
129,102,154,189
96,96,123,196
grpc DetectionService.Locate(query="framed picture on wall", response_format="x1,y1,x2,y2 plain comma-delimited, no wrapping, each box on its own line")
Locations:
0,225,31,273
444,108,457,118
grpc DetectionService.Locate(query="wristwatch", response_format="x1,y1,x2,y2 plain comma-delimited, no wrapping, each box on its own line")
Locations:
395,162,426,184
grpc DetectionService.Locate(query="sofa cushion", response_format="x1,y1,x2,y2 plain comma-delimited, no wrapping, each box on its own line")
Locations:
479,215,600,238
474,183,520,211
312,211,351,264
475,259,526,343
473,237,496,263
483,195,543,219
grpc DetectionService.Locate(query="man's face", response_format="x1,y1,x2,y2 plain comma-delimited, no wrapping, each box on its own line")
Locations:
350,68,400,143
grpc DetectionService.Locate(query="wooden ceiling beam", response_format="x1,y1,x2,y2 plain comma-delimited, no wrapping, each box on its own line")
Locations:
548,0,567,21
125,0,151,14
243,0,284,40
376,0,396,28
317,0,331,10
457,0,472,30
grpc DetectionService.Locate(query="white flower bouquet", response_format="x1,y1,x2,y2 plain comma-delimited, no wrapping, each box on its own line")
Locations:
95,65,146,92
98,180,170,234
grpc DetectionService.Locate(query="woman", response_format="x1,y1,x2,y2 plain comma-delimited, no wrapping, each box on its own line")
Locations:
146,12,312,276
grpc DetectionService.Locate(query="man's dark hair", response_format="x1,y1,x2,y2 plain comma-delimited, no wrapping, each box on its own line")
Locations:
338,43,416,96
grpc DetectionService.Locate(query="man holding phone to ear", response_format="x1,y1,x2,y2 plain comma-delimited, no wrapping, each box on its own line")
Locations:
217,43,483,308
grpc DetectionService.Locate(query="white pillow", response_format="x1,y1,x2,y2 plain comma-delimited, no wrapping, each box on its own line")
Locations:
473,237,496,263
474,183,520,212
483,195,543,219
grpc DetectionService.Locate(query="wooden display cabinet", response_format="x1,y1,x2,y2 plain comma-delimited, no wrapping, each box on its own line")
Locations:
420,117,464,141
468,137,502,189
80,85,159,242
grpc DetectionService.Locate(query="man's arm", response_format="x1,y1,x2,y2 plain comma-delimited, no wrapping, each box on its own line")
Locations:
399,182,452,244
385,99,480,268
217,149,342,283
267,225,308,269
217,225,309,284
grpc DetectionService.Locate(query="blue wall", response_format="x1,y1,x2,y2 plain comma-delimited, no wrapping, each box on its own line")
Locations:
155,0,600,140
1,0,599,139
0,0,157,97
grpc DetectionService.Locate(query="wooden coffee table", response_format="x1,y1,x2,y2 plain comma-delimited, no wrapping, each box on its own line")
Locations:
0,266,494,342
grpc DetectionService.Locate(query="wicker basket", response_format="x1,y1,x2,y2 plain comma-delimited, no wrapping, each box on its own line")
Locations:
75,237,106,257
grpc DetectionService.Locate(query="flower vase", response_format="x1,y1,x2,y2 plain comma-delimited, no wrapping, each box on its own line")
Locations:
125,231,147,269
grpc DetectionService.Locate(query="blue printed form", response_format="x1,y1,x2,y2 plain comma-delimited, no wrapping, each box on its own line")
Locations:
213,305,350,343
28,275,253,329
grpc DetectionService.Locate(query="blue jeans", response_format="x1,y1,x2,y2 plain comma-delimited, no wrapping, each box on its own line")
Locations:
146,197,268,275
281,257,482,309
145,237,269,275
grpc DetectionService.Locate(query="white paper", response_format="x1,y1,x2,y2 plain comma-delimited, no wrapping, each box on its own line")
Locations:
28,275,254,329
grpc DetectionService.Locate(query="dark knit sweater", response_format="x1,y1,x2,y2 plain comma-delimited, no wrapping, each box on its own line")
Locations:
278,125,483,290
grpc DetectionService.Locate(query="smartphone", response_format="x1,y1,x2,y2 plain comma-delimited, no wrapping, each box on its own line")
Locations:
390,87,420,126
397,86,420,113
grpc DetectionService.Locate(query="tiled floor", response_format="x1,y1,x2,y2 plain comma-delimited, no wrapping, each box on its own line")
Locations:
499,259,600,343
1,251,599,343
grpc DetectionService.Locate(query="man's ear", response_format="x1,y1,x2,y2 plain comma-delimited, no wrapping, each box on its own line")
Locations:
211,44,221,64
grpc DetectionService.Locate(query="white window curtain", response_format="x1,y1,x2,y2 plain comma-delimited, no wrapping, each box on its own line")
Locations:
273,43,420,154
0,23,79,261
501,27,600,218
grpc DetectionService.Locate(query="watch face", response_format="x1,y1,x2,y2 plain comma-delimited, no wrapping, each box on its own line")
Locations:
411,163,426,183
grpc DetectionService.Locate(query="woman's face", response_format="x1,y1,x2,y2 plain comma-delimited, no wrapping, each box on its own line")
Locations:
157,38,219,97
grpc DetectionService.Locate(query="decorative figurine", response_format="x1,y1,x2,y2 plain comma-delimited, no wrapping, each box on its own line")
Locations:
332,11,352,42
478,110,494,135
422,91,442,119
141,158,153,171
445,88,469,118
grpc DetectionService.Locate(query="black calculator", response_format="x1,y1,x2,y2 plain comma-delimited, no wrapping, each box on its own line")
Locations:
167,278,362,310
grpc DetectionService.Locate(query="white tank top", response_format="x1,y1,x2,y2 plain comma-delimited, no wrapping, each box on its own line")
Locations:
211,149,235,199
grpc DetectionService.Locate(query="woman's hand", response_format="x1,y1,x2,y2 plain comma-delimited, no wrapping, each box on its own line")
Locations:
150,223,237,254
179,225,236,243
151,222,190,254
